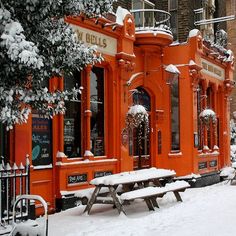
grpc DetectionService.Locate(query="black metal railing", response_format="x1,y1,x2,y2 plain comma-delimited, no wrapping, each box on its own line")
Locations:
0,156,30,226
131,9,172,33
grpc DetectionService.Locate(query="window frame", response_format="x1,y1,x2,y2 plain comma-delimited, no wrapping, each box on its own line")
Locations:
168,0,178,40
170,77,180,151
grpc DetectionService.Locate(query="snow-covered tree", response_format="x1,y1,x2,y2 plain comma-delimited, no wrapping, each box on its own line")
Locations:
0,0,116,129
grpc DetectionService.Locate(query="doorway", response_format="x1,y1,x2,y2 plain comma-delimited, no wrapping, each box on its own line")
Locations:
132,87,151,170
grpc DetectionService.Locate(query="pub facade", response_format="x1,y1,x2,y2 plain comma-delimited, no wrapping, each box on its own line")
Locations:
4,7,234,212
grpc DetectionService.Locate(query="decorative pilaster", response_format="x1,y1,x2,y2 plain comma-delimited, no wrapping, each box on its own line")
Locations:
84,66,93,159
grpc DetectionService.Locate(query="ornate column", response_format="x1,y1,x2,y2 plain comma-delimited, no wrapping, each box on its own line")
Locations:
84,65,93,159
212,84,219,151
202,80,209,152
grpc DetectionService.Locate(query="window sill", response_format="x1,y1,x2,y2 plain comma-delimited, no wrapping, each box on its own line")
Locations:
168,151,182,158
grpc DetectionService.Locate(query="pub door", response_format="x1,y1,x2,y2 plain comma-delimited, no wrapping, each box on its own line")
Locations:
133,121,150,170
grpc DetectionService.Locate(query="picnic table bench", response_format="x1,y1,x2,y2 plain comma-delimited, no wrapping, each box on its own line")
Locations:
120,180,190,211
83,168,189,214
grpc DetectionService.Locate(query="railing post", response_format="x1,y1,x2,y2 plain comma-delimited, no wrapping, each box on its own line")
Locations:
0,163,3,223
25,155,30,219
6,163,11,223
19,162,25,220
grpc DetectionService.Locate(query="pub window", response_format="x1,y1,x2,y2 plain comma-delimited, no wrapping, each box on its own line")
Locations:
90,67,105,156
132,0,155,27
171,77,180,151
206,86,213,149
64,71,82,158
169,0,178,40
197,84,203,150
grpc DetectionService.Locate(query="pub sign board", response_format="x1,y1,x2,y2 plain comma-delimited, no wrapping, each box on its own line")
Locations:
94,171,113,178
32,117,52,166
198,161,207,170
68,173,87,185
209,160,217,167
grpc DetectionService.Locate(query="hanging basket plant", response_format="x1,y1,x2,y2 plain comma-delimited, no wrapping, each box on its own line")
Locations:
199,108,217,126
126,105,149,129
125,105,149,147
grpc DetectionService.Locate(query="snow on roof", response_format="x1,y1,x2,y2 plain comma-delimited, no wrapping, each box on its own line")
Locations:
165,64,180,74
128,104,147,115
135,29,172,37
188,29,200,38
116,6,131,25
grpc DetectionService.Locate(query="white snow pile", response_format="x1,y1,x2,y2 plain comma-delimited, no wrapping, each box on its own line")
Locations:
231,145,236,162
10,220,45,236
165,64,180,74
116,6,131,25
90,168,176,186
199,108,216,123
188,29,200,38
220,166,235,179
128,104,148,115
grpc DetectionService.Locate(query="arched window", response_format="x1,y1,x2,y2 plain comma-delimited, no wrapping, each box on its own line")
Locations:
133,87,151,112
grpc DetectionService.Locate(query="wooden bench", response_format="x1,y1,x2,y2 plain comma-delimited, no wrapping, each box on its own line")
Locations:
120,180,190,211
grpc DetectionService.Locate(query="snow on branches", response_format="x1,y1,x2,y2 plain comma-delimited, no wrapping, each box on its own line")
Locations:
0,0,116,129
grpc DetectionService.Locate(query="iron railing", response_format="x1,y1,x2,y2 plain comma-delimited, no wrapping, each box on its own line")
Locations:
131,9,172,33
0,156,30,226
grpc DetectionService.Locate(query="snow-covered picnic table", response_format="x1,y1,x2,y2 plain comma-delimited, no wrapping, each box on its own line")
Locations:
84,168,189,214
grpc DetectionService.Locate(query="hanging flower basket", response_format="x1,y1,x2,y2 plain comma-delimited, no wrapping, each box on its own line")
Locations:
199,108,217,126
125,105,149,129
125,104,149,148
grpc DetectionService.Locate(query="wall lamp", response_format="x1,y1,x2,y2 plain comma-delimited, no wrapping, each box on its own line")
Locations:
126,60,201,86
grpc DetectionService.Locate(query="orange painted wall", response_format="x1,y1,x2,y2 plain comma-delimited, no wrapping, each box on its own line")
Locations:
9,14,234,213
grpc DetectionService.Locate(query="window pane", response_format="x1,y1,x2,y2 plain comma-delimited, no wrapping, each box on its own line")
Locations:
133,87,151,111
64,71,82,158
169,0,178,10
171,78,180,150
132,0,143,9
90,67,105,156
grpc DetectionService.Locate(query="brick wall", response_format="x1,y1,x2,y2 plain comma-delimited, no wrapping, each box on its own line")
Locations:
226,0,236,116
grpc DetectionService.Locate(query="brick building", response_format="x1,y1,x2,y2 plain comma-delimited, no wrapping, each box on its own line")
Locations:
226,0,236,116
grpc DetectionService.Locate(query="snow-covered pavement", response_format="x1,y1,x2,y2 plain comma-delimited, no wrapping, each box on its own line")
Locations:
48,181,236,236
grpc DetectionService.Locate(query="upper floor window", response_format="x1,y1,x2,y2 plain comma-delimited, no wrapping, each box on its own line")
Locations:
169,0,178,40
132,0,155,10
132,0,155,27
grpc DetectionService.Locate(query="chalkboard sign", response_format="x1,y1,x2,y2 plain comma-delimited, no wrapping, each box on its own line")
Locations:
32,117,52,166
198,162,207,170
94,171,113,178
209,160,217,167
94,138,104,156
68,173,87,184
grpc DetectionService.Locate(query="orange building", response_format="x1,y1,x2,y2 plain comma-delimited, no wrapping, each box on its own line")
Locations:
5,8,234,212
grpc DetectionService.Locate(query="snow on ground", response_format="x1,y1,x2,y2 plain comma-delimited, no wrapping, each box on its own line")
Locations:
48,181,236,236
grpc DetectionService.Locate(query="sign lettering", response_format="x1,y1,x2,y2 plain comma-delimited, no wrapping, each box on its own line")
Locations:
94,171,113,178
72,25,117,56
68,174,87,184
